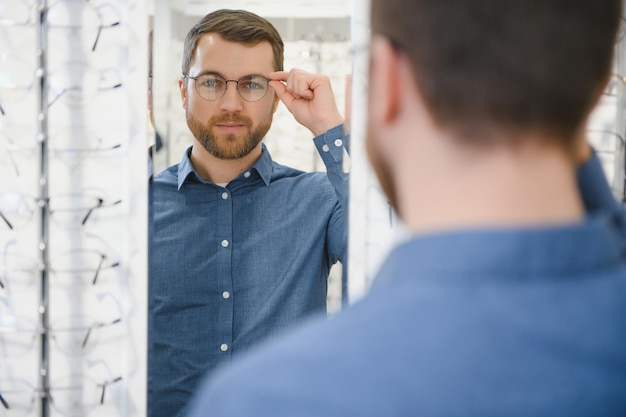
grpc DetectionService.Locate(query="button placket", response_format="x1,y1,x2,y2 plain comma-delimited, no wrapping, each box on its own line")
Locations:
215,185,233,358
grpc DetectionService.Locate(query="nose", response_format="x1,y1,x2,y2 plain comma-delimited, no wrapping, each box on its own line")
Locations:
219,80,244,113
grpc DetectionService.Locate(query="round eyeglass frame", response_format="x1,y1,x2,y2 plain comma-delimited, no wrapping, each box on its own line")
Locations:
184,73,271,102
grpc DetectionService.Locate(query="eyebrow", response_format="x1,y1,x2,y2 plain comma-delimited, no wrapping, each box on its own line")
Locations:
192,70,270,80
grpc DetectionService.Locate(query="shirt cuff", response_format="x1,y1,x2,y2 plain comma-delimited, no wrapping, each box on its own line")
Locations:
313,124,346,165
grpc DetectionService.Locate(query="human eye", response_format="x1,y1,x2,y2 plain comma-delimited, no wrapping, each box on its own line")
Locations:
240,76,267,91
198,75,223,89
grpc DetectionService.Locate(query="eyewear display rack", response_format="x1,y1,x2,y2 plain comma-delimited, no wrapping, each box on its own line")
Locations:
0,1,148,416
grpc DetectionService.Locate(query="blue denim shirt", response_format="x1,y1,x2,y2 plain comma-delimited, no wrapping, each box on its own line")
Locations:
183,154,626,417
148,125,348,417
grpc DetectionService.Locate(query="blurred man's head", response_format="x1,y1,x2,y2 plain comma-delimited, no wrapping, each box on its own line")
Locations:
367,0,622,211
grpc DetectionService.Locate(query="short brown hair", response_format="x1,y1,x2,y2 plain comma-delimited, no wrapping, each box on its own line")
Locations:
182,9,284,76
371,0,622,146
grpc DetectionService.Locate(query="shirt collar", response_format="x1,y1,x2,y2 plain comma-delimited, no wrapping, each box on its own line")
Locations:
177,144,274,190
373,213,623,288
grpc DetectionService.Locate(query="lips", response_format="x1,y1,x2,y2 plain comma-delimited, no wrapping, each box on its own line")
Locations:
211,115,251,130
217,122,246,128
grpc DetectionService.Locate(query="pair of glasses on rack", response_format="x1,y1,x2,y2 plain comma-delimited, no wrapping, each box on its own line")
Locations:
0,0,121,52
0,192,122,232
0,374,122,416
0,54,123,114
0,247,121,290
0,313,123,357
1,125,123,179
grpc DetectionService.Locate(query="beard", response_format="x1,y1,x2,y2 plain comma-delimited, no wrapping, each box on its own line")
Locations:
366,128,399,214
186,111,272,160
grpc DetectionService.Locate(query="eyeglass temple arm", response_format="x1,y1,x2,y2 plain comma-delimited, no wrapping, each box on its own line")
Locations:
99,377,122,404
91,21,120,52
91,254,106,285
81,317,122,348
0,391,9,409
0,211,14,230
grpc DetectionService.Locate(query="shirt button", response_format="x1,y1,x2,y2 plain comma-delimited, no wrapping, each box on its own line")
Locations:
222,291,230,299
334,139,343,147
221,192,229,200
322,144,330,152
221,240,229,248
220,343,229,352
243,171,251,178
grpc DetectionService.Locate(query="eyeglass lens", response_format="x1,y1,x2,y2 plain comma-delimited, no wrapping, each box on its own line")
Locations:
191,73,270,102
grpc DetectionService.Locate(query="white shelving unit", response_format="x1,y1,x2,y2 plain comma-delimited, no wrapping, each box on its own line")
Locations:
0,1,148,416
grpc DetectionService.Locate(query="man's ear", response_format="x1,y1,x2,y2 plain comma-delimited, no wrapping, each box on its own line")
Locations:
369,36,402,127
179,78,188,110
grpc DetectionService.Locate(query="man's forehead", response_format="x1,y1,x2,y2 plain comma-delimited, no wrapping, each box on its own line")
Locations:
192,33,275,75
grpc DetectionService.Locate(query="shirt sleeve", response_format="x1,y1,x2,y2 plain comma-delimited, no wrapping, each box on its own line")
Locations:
312,124,349,266
577,150,626,256
577,150,622,213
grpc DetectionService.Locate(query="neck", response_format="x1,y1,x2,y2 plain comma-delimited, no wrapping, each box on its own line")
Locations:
189,141,263,184
395,134,585,234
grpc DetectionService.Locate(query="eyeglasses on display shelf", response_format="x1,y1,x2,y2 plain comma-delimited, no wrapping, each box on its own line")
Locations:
0,315,124,357
47,0,122,52
1,291,126,357
0,373,123,416
0,0,146,416
48,61,123,108
0,0,122,53
0,54,123,113
1,126,124,180
0,247,121,291
0,191,122,232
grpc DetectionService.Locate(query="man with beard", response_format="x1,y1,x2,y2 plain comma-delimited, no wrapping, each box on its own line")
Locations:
148,9,347,417
183,1,626,416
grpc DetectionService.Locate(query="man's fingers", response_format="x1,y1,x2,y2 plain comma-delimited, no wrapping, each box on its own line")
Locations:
270,70,315,100
268,71,288,82
269,80,293,105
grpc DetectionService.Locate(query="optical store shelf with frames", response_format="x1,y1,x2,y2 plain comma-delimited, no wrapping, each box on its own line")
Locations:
0,0,148,416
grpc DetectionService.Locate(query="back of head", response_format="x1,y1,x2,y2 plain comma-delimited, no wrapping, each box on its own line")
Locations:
181,9,284,76
371,0,622,147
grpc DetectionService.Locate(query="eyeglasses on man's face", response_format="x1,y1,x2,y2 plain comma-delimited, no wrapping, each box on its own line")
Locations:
184,73,271,102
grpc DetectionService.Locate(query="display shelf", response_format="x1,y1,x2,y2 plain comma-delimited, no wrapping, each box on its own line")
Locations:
0,1,147,416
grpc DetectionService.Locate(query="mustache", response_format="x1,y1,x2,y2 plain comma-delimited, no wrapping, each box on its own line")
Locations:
209,114,253,127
